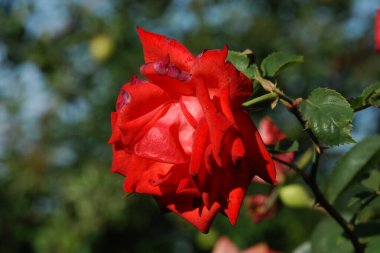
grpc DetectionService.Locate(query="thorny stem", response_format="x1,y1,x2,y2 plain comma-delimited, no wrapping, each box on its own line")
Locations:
270,89,366,253
273,158,365,253
272,156,308,180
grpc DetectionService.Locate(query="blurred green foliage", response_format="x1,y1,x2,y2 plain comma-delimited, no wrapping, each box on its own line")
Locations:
0,0,379,252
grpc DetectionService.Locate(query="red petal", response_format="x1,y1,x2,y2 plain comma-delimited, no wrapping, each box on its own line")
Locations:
149,163,200,197
176,178,199,195
140,62,195,96
191,46,252,106
155,196,222,233
231,137,245,165
192,47,228,95
110,78,173,147
235,111,277,185
189,118,209,175
116,78,173,121
224,186,245,225
219,84,235,123
122,154,175,196
200,163,225,209
110,143,129,175
137,27,195,71
119,104,170,149
196,79,234,166
225,60,253,107
133,103,193,164
180,97,198,128
109,112,121,144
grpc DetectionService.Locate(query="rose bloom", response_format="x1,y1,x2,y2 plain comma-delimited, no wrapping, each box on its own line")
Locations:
109,28,276,233
212,236,281,253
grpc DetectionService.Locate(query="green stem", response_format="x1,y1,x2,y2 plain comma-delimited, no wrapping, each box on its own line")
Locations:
242,93,278,107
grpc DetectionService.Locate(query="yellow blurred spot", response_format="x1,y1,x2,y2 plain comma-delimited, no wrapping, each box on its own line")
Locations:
89,34,114,61
279,184,313,208
196,229,218,250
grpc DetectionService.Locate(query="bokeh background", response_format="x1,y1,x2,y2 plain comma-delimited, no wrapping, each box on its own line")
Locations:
0,0,379,252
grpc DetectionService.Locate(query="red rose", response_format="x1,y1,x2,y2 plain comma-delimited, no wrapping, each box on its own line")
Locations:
109,27,276,233
376,8,380,52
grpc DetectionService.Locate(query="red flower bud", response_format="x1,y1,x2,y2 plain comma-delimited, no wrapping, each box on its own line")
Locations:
246,194,277,223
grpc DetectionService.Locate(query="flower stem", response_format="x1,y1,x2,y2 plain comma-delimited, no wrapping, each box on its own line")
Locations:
272,88,366,253
242,93,278,107
251,76,366,252
273,157,365,253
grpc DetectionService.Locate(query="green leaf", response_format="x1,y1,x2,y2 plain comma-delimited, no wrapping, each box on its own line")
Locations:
292,241,312,253
362,82,380,107
326,135,380,203
311,219,352,253
227,50,250,70
244,64,260,79
349,82,380,110
299,88,355,146
260,52,303,77
361,170,380,191
227,50,259,79
366,236,380,253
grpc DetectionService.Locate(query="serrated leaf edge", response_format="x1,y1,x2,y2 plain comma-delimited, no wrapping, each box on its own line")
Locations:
299,87,355,146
